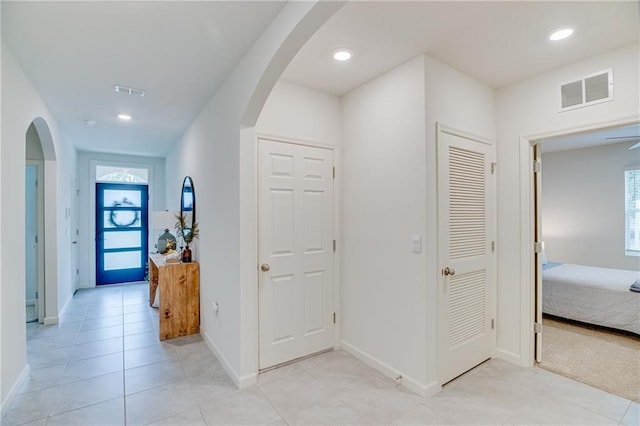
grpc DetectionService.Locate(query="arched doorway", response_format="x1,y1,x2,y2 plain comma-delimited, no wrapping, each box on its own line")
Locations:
25,117,58,324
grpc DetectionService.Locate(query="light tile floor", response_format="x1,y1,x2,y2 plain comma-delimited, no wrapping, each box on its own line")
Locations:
3,282,638,425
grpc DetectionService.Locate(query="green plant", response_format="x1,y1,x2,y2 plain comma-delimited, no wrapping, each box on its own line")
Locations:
175,213,199,245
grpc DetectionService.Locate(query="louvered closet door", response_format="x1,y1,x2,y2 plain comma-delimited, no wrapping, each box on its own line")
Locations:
437,126,496,385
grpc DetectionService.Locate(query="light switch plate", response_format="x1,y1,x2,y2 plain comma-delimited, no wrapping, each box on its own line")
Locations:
412,234,422,254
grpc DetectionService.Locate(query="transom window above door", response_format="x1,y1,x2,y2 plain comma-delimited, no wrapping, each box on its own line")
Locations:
96,165,148,184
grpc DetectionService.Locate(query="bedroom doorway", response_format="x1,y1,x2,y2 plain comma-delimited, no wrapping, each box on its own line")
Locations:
531,122,640,403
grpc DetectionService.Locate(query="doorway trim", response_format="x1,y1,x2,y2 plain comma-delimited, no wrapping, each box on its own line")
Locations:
256,134,339,370
254,133,341,366
518,114,639,367
88,160,155,287
436,123,497,385
29,117,59,325
25,161,45,322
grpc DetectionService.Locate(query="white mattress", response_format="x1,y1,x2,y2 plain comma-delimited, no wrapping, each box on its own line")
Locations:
542,263,640,335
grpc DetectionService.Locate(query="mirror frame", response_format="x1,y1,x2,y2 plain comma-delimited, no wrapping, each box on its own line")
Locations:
180,176,196,241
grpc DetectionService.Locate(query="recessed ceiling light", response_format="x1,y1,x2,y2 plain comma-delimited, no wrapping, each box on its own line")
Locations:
118,113,132,121
549,28,574,41
333,49,352,62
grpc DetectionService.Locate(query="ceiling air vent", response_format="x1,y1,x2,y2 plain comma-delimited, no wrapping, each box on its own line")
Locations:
114,84,146,97
560,69,613,112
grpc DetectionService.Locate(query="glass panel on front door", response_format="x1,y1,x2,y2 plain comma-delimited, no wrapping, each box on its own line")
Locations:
96,183,148,285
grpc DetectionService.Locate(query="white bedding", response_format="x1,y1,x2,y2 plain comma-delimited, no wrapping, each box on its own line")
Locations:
542,263,640,335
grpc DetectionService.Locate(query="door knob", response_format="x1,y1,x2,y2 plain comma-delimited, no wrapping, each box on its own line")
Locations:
443,267,456,276
261,263,271,272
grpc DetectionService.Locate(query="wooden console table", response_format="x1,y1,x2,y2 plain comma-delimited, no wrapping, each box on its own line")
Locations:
148,253,200,340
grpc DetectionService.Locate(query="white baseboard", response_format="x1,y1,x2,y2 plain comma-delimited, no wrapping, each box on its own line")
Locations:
58,291,76,318
237,371,258,389
200,329,257,389
340,340,441,398
495,348,523,366
0,364,29,417
43,316,59,325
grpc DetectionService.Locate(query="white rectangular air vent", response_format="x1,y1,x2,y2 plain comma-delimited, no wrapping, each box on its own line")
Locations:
560,69,612,112
114,84,146,97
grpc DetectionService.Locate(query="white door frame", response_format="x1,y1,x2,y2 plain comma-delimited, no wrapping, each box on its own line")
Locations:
71,173,79,290
436,123,497,384
26,160,45,322
88,160,155,287
518,115,639,367
255,134,340,369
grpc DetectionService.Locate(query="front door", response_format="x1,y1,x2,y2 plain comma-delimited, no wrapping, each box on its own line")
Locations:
437,125,496,384
258,139,335,369
96,183,148,285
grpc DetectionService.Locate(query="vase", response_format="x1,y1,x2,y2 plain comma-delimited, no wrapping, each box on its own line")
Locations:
182,244,192,263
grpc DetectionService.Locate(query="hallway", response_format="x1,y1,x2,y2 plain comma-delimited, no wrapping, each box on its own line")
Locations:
2,283,637,425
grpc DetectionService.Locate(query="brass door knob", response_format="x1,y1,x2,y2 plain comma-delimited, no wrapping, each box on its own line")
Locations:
443,267,456,276
261,263,271,272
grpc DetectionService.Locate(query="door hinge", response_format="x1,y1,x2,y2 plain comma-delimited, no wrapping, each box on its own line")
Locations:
491,241,495,252
35,291,38,299
491,318,495,330
533,160,541,174
333,312,336,324
534,242,543,253
35,235,38,244
332,167,335,179
491,162,497,175
35,179,38,188
76,268,79,275
534,322,542,334
333,240,336,252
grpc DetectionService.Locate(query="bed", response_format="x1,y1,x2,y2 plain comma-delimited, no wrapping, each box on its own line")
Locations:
542,262,640,335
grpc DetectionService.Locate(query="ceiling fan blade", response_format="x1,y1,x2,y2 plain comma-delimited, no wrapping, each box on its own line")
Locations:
606,135,640,140
628,141,640,150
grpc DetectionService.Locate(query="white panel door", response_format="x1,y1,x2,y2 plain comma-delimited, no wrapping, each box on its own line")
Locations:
258,139,334,369
437,126,496,385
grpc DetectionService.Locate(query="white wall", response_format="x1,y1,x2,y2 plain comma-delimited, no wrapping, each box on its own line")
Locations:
256,81,342,145
0,33,3,419
424,56,496,383
166,1,344,387
76,151,166,288
541,142,639,270
339,55,495,395
1,42,76,409
496,44,640,366
247,80,341,371
341,56,429,393
26,123,44,160
25,124,44,304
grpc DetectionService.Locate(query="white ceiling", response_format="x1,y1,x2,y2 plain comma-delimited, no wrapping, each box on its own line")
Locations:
2,1,639,157
282,1,640,95
2,1,286,156
541,124,640,153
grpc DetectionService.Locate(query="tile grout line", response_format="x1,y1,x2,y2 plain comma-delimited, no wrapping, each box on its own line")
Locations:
121,288,128,426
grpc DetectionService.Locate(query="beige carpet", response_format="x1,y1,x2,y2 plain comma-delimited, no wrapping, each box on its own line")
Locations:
539,316,640,403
